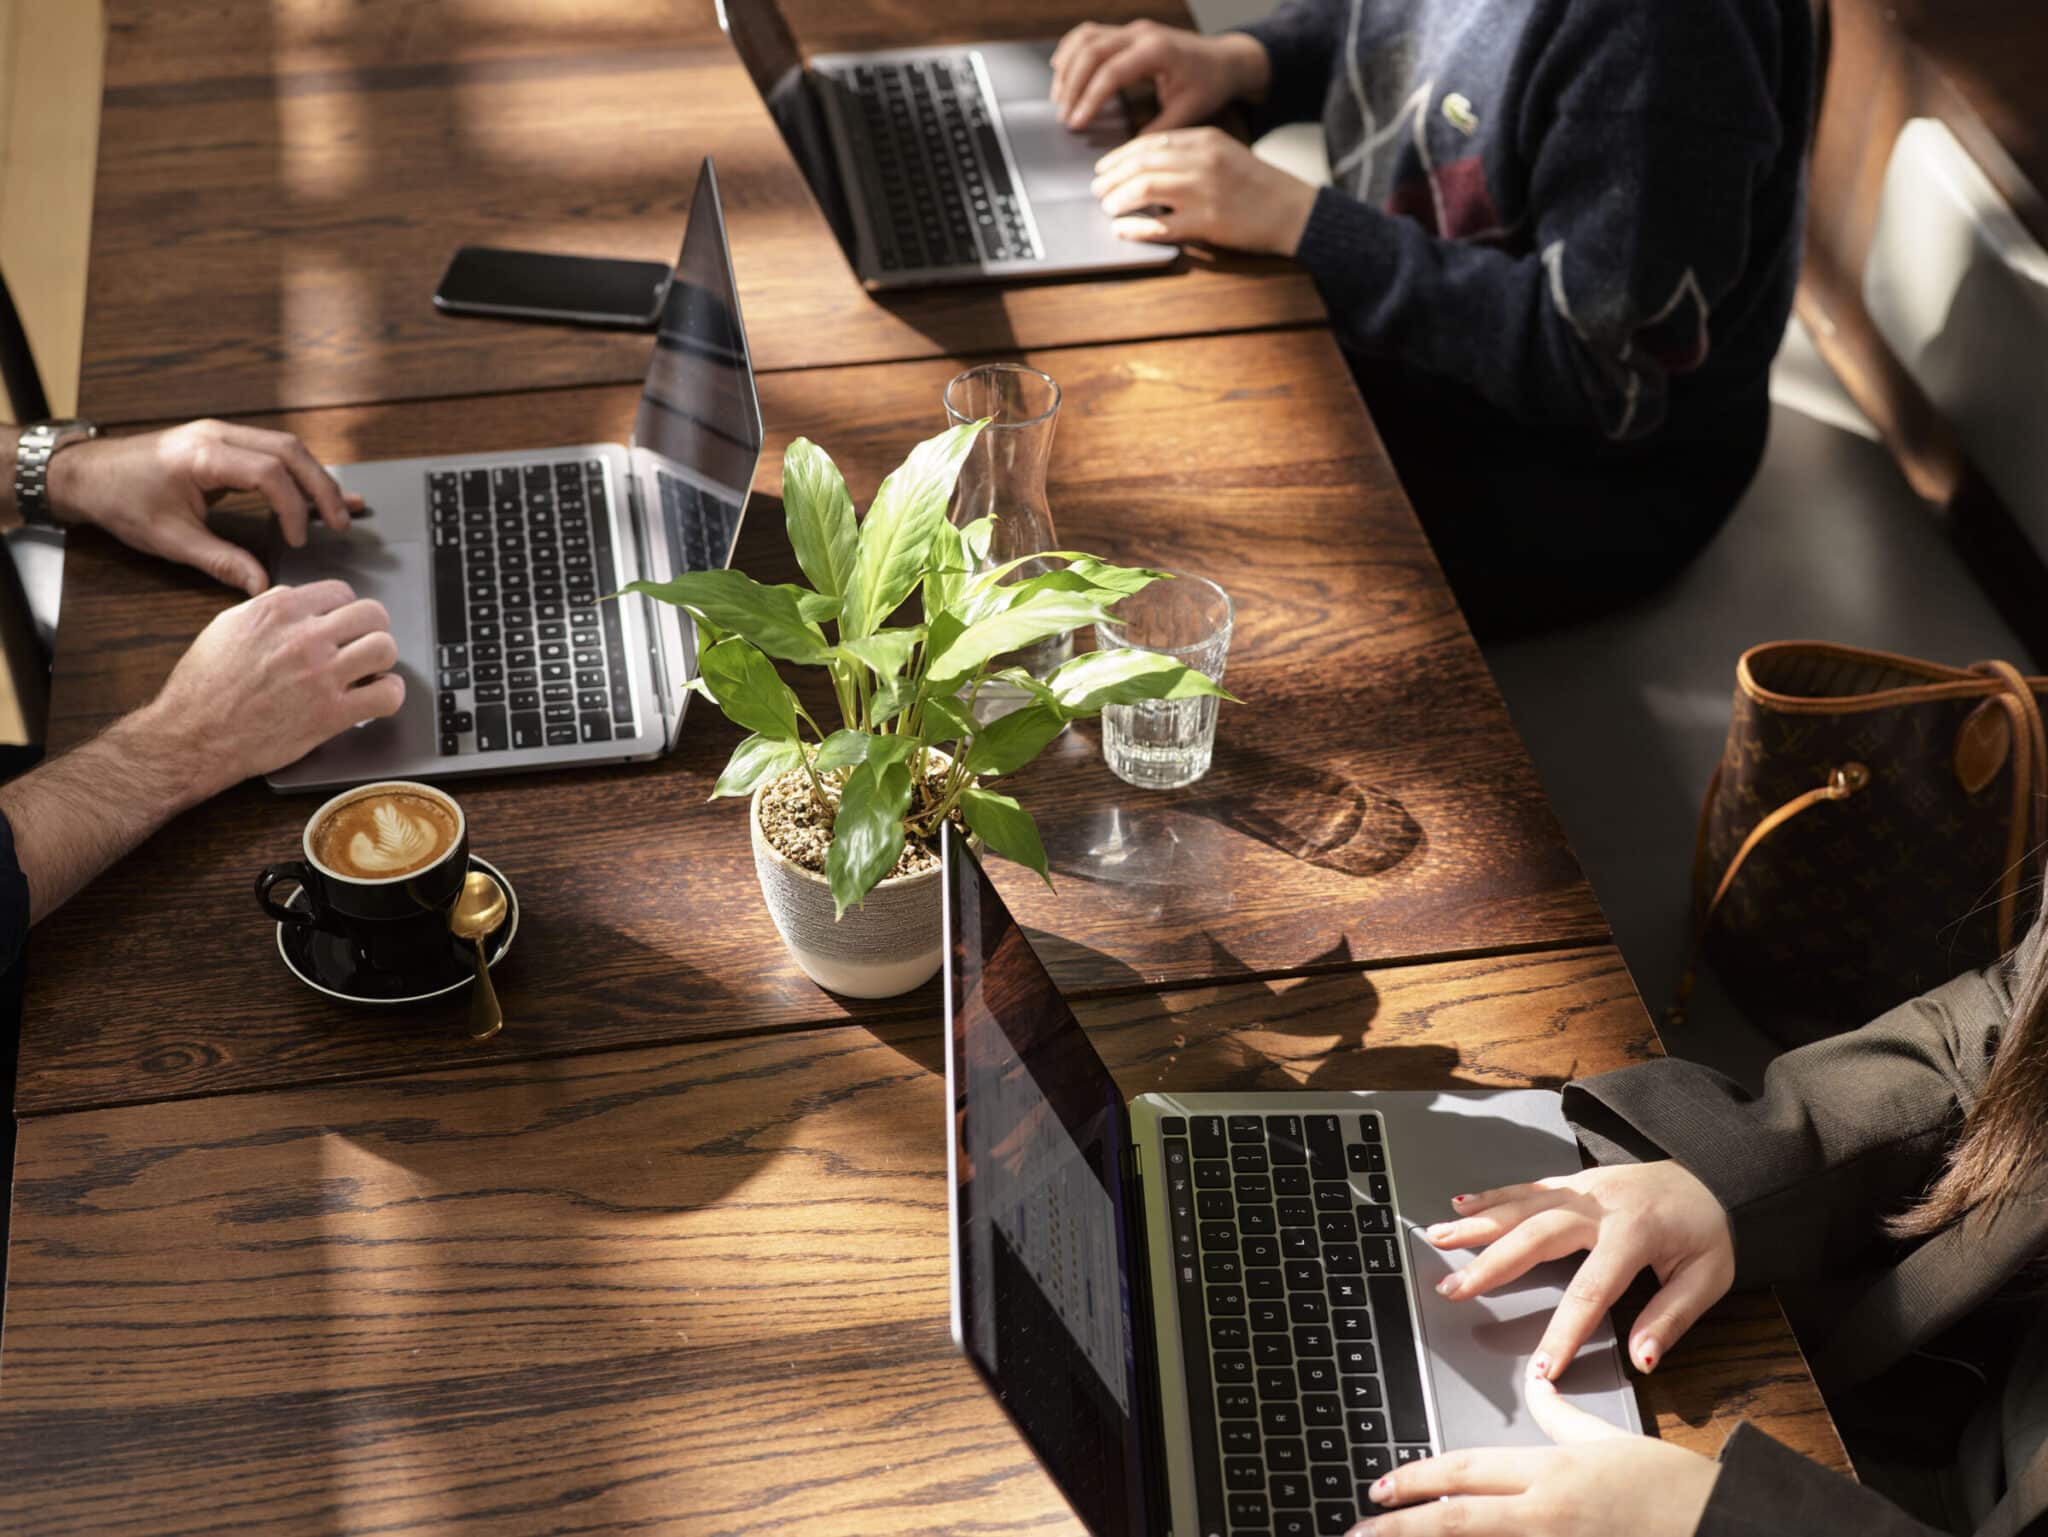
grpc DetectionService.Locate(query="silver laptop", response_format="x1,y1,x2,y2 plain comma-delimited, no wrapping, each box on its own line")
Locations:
715,0,1178,288
267,158,762,792
940,829,1644,1537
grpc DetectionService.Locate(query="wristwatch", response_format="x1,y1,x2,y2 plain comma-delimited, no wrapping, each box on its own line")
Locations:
13,418,98,527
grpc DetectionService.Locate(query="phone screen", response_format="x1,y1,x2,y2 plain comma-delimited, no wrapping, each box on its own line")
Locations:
433,247,673,327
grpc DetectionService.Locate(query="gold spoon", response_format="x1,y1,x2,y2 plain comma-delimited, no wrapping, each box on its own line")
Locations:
449,870,507,1040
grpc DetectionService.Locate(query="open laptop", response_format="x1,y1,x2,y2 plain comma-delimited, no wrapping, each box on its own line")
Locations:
940,828,1643,1537
267,157,763,792
715,0,1178,288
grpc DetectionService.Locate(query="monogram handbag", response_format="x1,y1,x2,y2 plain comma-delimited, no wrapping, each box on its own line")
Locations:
1681,642,2048,1046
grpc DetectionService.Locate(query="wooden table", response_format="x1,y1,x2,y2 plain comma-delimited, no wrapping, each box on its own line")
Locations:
1,0,1850,1526
81,0,1324,424
0,956,1844,1534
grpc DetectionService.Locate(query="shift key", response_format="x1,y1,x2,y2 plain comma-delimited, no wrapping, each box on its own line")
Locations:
474,704,508,752
510,710,545,749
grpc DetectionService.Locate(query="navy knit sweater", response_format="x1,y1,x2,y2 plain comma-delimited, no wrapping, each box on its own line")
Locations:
1240,0,1813,446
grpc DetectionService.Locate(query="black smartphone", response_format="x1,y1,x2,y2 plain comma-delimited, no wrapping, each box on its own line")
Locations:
432,246,673,328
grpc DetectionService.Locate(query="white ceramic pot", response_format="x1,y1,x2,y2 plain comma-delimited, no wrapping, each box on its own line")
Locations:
749,772,958,999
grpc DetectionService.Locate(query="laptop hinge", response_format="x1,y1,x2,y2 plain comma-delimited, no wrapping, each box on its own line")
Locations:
623,466,678,738
1123,1141,1173,1537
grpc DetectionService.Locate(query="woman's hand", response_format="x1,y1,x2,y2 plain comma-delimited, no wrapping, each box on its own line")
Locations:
1346,1375,1721,1536
1426,1160,1735,1378
1090,127,1319,256
1048,20,1269,132
46,418,361,596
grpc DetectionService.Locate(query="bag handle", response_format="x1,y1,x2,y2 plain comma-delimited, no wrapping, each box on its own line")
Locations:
1973,661,2048,952
1668,762,1869,1029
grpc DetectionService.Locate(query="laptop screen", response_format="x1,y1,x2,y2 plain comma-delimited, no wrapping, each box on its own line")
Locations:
633,157,762,544
712,0,859,256
941,827,1154,1536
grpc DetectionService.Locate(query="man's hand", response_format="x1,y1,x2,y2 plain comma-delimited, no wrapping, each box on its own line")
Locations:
1049,20,1269,131
140,579,404,804
1091,127,1318,256
1425,1161,1735,1379
45,419,361,596
1346,1376,1721,1536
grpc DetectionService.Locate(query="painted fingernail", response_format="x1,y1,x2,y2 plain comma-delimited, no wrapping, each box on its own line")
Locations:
1372,1476,1393,1500
1636,1338,1659,1371
1451,1194,1472,1206
1530,1353,1552,1380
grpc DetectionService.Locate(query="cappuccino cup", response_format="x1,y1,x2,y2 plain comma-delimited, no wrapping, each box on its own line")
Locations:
256,781,470,975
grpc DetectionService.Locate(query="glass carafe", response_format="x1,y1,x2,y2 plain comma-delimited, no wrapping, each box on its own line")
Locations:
944,363,1071,722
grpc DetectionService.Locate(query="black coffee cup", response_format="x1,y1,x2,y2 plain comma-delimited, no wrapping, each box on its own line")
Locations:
256,780,471,978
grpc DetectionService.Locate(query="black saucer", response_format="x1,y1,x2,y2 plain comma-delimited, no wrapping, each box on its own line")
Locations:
276,855,518,1005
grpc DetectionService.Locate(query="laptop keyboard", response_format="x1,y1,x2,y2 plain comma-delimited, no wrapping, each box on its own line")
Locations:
429,460,635,758
832,55,1040,272
1161,1111,1435,1537
657,469,742,573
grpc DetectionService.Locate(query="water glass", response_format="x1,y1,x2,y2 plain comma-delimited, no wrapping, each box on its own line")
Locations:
1096,571,1233,790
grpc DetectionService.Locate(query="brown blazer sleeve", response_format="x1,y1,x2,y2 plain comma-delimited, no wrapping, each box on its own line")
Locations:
1696,1425,1950,1536
1560,966,2008,1289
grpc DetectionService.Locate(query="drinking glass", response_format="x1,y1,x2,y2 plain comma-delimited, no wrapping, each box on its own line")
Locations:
945,363,1069,721
1096,571,1233,790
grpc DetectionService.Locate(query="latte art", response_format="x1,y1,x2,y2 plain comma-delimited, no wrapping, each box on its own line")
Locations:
312,789,461,880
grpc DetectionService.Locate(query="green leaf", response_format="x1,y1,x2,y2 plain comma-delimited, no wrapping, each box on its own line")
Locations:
958,515,998,565
926,588,1118,690
781,437,859,600
623,569,829,664
697,637,801,741
920,692,979,744
712,734,805,798
794,589,842,625
961,787,1052,888
812,729,871,775
1066,556,1171,598
987,667,1062,710
833,625,925,679
869,674,920,728
845,420,985,640
964,702,1067,777
923,518,967,623
1045,649,1235,717
827,756,914,917
865,734,917,770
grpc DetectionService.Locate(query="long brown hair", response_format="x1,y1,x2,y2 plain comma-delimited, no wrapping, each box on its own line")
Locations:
1890,894,2048,1239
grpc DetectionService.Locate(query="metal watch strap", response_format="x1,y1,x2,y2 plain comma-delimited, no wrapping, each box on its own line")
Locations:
14,418,98,527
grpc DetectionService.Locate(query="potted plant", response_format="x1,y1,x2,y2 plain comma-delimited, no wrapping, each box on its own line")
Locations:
622,420,1233,998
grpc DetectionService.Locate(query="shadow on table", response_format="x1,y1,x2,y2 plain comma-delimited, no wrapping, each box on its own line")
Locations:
1045,735,1427,891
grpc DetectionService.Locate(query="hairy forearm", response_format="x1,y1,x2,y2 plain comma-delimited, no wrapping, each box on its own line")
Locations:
0,703,215,923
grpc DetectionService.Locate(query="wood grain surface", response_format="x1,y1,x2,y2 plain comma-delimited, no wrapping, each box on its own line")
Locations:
81,0,1323,424
0,950,1846,1535
22,329,1604,1115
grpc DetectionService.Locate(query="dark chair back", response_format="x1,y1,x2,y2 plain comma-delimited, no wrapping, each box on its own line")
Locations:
0,266,53,771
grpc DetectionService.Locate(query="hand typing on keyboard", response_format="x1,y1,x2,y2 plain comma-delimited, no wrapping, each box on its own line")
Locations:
1348,1376,1720,1537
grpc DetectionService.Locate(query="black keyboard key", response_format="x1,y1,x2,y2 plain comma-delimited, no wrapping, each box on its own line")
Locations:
546,725,577,746
1193,1116,1228,1157
1298,1359,1339,1394
439,732,460,756
1310,1468,1349,1500
1218,1387,1256,1418
1353,1143,1388,1174
1278,1199,1315,1228
1253,1335,1291,1367
1244,1236,1280,1268
1211,1319,1251,1352
1201,1222,1238,1251
1368,1175,1392,1205
1235,1175,1273,1205
1269,1473,1310,1509
1227,1115,1263,1143
1276,1515,1314,1537
511,711,545,749
1361,1240,1401,1275
1283,1230,1317,1260
1305,1115,1345,1179
1266,1436,1307,1473
1256,1367,1295,1400
1314,1183,1352,1213
1215,1352,1253,1385
475,705,508,751
1259,1402,1302,1437
460,468,489,507
1249,1300,1288,1333
1347,1414,1389,1449
543,682,573,704
1303,1395,1343,1429
1395,1446,1431,1465
577,689,609,715
1338,1343,1377,1376
1220,1421,1260,1455
1369,1276,1431,1443
543,701,573,725
1315,1502,1356,1535
1204,1255,1243,1284
433,545,467,644
1227,1493,1270,1528
1358,1115,1383,1144
1284,1261,1323,1292
1341,1378,1383,1411
1199,1190,1234,1221
1293,1326,1333,1357
1266,1114,1307,1165
1225,1458,1264,1492
1325,1245,1363,1275
1240,1205,1277,1237
1328,1277,1367,1308
1195,1161,1232,1189
1318,1214,1356,1244
1306,1427,1345,1463
1247,1268,1284,1300
1274,1167,1311,1197
475,681,506,705
579,714,614,745
1289,1294,1329,1325
1356,1204,1396,1235
1209,1286,1246,1317
1231,1146,1270,1175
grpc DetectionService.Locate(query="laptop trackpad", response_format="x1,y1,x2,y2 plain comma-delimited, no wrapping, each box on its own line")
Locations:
274,531,437,775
